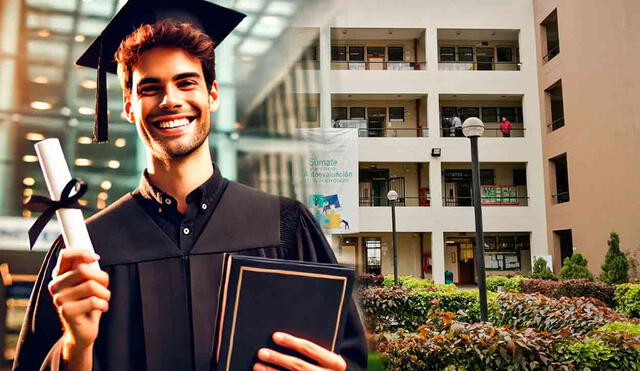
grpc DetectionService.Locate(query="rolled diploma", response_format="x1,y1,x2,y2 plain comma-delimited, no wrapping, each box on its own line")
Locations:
35,138,98,267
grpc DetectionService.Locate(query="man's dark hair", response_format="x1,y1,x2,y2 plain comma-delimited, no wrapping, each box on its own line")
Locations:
115,20,216,95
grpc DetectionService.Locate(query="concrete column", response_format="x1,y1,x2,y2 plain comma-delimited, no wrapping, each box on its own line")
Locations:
426,27,439,72
318,25,331,128
427,93,440,138
428,159,443,210
431,230,445,284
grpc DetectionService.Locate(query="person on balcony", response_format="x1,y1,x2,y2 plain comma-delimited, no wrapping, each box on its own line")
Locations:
500,116,513,137
442,115,452,136
452,113,463,137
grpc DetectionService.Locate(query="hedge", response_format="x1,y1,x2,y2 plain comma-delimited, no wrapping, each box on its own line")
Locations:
491,293,626,335
486,275,524,292
615,283,640,318
517,279,616,307
359,286,481,333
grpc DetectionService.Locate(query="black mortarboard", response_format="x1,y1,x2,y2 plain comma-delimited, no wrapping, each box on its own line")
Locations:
76,0,246,143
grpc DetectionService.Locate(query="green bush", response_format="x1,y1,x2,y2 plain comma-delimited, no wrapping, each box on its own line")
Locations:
616,283,640,318
491,293,626,335
598,321,640,336
486,275,524,292
564,331,640,370
531,257,554,279
559,253,594,281
601,232,630,284
359,286,481,333
381,275,437,290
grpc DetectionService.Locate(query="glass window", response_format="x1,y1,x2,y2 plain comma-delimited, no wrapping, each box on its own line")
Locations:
499,107,516,122
439,46,455,62
348,46,364,61
515,107,523,123
349,107,365,119
457,47,473,62
331,46,347,61
441,107,457,118
304,106,318,122
387,46,404,61
480,169,495,186
331,107,347,120
497,47,513,62
459,107,479,121
481,107,498,123
513,168,527,186
389,107,404,122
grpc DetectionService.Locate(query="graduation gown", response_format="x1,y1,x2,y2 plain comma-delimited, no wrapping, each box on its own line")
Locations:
12,181,367,371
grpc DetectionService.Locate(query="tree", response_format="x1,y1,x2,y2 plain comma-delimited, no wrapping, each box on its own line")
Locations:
531,257,554,280
600,231,629,284
559,253,593,281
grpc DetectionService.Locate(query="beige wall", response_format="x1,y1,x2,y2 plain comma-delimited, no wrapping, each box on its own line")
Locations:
535,0,640,273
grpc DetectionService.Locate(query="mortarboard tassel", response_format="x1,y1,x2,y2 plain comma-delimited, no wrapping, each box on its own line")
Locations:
93,38,109,143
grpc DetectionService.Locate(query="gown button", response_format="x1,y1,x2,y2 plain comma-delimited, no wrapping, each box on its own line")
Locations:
183,227,190,235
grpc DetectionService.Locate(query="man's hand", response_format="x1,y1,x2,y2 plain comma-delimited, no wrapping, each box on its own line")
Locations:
253,332,346,371
48,249,110,367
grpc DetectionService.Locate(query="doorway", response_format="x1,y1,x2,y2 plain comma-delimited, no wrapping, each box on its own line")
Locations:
367,46,385,70
360,168,389,206
367,107,386,137
457,240,475,284
555,229,573,264
476,48,494,70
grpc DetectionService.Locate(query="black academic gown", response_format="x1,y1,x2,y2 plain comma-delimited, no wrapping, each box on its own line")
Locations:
12,181,367,371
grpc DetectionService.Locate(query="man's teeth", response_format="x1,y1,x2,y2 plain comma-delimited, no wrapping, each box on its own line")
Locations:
158,118,191,129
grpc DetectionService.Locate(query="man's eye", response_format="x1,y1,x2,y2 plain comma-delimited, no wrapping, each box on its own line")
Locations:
139,86,159,94
178,80,197,88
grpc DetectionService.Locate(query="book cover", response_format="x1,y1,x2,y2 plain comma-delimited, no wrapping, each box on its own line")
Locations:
214,255,355,371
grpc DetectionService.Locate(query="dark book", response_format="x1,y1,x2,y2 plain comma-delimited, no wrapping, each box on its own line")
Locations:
214,254,355,371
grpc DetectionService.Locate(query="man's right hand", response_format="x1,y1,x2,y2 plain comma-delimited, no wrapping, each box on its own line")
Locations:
48,249,110,366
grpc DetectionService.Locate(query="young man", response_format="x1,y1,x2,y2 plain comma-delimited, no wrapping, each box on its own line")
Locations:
13,2,367,371
500,116,512,137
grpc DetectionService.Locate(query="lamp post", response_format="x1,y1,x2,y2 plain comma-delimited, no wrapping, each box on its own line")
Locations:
387,190,399,286
462,117,488,322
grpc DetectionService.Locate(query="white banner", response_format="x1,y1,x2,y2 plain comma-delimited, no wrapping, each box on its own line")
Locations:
298,128,359,234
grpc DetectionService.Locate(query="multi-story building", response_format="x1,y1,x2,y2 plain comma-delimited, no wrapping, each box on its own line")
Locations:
534,0,640,273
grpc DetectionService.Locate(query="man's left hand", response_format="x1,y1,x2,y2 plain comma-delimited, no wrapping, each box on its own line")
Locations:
253,332,346,371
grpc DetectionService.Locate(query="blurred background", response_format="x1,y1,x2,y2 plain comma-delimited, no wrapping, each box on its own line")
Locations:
0,0,328,365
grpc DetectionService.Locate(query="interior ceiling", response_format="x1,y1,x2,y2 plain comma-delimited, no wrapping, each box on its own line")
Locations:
438,29,519,41
439,94,522,103
332,94,426,101
331,28,425,40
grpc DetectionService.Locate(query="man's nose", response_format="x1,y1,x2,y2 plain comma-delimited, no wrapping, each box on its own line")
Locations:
159,86,183,110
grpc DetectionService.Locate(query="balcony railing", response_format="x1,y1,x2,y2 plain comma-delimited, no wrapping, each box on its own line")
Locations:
542,45,560,63
438,61,520,71
333,120,428,137
331,61,426,71
552,191,570,203
359,195,430,207
444,186,528,206
546,117,565,131
441,126,525,138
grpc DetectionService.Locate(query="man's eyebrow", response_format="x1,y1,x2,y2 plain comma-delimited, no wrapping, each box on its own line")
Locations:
138,77,161,86
173,72,201,81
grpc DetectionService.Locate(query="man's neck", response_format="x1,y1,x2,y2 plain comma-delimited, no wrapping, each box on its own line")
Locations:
146,140,214,214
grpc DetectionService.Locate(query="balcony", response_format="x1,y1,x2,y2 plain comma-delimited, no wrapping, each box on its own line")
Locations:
438,29,520,71
359,162,430,207
332,94,428,137
331,28,426,71
442,162,529,207
439,94,525,138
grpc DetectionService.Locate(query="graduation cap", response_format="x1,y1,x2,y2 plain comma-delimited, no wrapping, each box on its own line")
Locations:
76,0,246,143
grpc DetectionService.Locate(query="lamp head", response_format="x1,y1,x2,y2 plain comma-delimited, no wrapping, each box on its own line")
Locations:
462,117,485,137
387,190,398,201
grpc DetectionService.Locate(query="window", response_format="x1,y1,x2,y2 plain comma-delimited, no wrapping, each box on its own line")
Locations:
551,153,569,203
546,81,565,130
364,238,382,275
541,9,560,61
499,107,516,122
481,107,498,123
348,46,365,61
555,229,573,263
389,107,405,122
387,46,404,61
496,47,513,62
457,47,473,62
302,45,317,61
331,107,347,120
331,46,346,61
304,106,318,122
439,46,455,62
480,169,495,186
513,168,527,186
441,107,458,118
349,107,365,119
459,107,479,121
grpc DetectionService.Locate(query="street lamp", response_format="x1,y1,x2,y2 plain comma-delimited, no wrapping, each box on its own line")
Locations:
462,117,489,322
387,190,399,286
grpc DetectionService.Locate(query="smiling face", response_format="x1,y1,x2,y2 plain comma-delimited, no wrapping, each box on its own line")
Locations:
124,46,219,160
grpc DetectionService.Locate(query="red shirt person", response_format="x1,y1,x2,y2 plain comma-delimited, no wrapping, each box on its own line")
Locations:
500,116,513,137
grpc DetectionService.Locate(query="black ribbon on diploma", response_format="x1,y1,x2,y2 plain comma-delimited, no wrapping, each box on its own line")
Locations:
23,178,88,250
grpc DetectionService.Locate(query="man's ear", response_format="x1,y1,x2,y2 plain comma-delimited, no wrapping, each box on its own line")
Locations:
208,80,220,113
123,94,135,123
